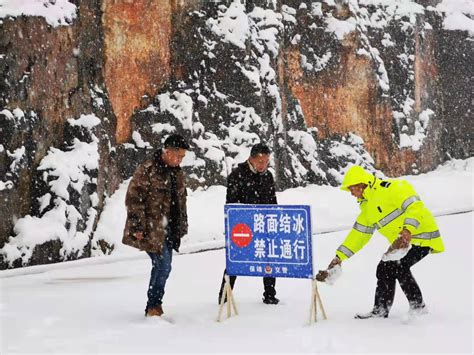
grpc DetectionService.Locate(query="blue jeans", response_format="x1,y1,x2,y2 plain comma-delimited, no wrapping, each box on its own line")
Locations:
145,241,173,313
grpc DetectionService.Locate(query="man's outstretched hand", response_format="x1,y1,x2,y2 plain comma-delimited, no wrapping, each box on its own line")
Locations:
315,270,329,282
390,228,412,251
316,256,341,282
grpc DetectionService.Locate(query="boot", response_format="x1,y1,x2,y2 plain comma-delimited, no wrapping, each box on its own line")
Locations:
146,305,163,317
408,303,428,317
354,309,388,319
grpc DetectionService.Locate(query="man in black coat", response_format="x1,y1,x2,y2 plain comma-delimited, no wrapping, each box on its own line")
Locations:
218,143,280,305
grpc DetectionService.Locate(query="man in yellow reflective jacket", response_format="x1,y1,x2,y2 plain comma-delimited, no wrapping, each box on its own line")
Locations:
316,165,444,319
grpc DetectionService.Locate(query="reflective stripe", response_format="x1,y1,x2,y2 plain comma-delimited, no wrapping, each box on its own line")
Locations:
401,195,420,211
375,196,422,229
376,208,404,228
411,230,441,240
337,245,354,258
404,218,420,229
353,222,375,234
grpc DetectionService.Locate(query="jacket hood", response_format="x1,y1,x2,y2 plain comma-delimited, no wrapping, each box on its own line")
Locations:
340,166,375,191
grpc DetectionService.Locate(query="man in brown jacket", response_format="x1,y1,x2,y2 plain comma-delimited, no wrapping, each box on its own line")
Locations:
122,134,190,317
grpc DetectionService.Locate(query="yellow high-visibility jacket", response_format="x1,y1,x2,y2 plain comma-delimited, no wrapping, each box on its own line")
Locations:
336,166,444,261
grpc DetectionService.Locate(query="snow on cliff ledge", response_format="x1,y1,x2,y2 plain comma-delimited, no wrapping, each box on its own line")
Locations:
437,0,474,36
0,0,77,27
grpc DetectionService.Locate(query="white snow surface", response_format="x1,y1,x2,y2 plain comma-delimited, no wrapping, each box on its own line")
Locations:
37,138,99,201
67,114,100,129
437,0,474,35
1,158,473,353
0,180,13,191
325,14,357,40
0,0,77,27
207,1,249,50
443,11,474,35
158,91,194,131
399,108,434,151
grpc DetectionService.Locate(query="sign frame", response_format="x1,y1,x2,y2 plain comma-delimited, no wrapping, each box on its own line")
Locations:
224,204,313,279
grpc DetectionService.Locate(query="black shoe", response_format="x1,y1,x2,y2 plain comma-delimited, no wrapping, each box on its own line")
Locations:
262,296,280,305
354,310,388,319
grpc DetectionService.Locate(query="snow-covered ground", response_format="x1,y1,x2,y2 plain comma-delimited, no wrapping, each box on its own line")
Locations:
1,159,473,353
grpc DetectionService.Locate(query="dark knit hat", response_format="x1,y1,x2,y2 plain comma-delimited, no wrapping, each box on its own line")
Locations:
164,134,190,150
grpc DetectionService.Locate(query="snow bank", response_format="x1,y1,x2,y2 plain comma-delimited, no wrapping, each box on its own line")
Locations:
91,180,130,257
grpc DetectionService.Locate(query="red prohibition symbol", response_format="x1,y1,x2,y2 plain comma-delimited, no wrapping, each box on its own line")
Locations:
231,223,253,248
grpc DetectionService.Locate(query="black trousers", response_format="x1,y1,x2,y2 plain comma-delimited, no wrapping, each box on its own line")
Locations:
374,245,431,315
218,269,276,303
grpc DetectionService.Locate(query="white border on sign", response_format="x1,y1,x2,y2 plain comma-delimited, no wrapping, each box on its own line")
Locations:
226,206,311,266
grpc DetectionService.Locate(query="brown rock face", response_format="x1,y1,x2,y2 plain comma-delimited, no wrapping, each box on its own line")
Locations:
411,26,443,171
102,0,172,143
4,18,78,144
286,36,403,175
0,18,83,246
0,1,119,265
